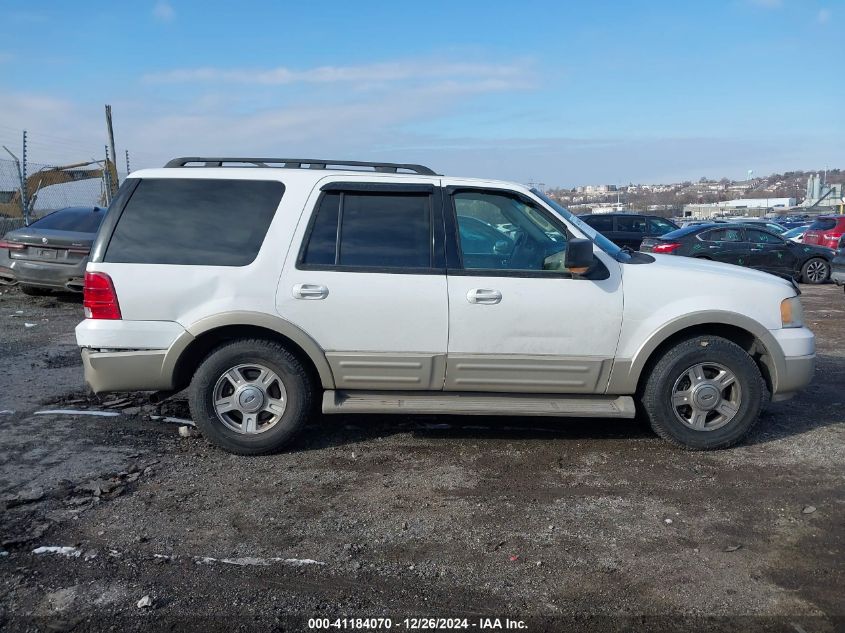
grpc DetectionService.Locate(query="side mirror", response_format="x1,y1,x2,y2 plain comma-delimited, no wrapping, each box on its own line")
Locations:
564,238,594,274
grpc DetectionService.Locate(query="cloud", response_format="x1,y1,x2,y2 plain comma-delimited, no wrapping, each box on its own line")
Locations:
817,8,831,23
748,0,782,8
152,1,175,23
143,59,531,87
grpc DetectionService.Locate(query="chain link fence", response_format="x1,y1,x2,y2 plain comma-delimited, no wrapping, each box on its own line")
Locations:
0,157,116,236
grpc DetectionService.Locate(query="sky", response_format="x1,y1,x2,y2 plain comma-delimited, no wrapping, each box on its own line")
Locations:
0,0,842,187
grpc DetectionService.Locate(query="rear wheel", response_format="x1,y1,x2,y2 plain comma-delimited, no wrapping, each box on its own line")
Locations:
640,336,766,450
188,338,315,455
801,258,829,284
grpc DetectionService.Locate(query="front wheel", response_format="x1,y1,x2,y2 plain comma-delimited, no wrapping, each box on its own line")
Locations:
640,336,767,450
801,258,829,284
188,338,315,455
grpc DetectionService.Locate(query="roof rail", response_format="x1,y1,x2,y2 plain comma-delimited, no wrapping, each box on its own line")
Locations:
164,157,438,176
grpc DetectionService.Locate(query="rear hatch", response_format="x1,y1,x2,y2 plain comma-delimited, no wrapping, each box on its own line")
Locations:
3,228,94,265
803,217,844,248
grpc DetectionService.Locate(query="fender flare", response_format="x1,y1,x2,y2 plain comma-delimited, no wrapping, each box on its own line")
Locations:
161,311,335,389
607,310,783,394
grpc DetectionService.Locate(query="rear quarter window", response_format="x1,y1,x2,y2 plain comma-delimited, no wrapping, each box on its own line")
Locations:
104,178,284,266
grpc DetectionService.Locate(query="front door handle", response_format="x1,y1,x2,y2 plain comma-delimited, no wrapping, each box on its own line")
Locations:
292,283,329,300
467,288,502,305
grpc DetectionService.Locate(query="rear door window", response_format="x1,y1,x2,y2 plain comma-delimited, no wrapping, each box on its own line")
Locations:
104,178,284,266
583,215,614,232
615,216,647,233
299,191,433,270
700,228,743,242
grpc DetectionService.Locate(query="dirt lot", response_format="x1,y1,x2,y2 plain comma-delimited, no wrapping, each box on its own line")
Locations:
0,284,842,632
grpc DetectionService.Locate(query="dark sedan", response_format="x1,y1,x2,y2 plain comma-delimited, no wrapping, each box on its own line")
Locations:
640,223,835,284
0,206,107,294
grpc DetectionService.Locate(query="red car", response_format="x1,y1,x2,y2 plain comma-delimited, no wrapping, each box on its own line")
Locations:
803,215,845,250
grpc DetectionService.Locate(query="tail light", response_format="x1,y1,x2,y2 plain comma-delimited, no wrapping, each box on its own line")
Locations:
0,240,25,251
651,242,682,254
83,271,121,319
824,233,843,249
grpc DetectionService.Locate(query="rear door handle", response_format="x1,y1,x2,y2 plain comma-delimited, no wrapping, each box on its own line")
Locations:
292,283,329,300
467,288,502,304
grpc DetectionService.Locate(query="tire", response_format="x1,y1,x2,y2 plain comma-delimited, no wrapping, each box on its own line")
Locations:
640,336,767,450
188,338,315,456
21,285,50,296
801,258,830,284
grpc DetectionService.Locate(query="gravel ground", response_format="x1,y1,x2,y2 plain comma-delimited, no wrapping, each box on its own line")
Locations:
0,283,843,632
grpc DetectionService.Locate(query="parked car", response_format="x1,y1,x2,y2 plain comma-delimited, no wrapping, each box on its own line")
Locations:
802,215,845,250
833,235,845,289
782,225,810,243
640,224,834,284
75,156,815,455
577,213,678,250
0,206,107,294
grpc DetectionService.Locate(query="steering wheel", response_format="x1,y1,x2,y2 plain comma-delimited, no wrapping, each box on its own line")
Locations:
508,230,540,269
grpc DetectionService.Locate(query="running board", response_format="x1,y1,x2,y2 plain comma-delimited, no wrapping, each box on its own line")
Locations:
322,390,636,418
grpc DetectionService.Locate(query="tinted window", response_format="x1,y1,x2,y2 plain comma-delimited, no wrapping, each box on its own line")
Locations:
105,179,283,266
453,191,567,272
301,193,339,265
746,229,785,244
615,216,647,233
340,193,430,267
300,192,432,269
583,215,614,231
701,228,743,242
32,207,106,233
809,218,836,231
649,218,677,236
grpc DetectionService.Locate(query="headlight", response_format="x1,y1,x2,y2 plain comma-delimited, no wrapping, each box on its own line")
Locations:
780,296,804,328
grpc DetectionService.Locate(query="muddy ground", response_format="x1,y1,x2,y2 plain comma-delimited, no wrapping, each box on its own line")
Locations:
0,283,842,632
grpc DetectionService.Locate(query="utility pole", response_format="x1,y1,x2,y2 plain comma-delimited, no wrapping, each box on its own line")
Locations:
125,149,131,174
21,130,29,225
104,104,119,195
104,146,113,205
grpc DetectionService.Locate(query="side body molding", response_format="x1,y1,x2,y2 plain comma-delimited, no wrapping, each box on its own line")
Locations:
161,311,335,390
607,310,784,395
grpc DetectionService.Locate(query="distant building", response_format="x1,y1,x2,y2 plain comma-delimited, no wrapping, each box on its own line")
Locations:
803,174,843,208
683,198,796,219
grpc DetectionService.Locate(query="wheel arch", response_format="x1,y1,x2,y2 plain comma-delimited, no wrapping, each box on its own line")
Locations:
163,312,335,392
608,312,783,397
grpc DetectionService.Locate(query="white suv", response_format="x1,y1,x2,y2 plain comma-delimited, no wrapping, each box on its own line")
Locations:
75,157,815,454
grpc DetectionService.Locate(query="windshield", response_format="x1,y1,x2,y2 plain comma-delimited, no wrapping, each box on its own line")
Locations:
530,189,623,258
783,226,806,238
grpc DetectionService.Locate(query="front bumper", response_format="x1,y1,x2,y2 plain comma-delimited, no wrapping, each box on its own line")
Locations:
769,326,815,402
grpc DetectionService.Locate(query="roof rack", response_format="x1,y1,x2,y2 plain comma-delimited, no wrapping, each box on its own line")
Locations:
164,157,438,176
